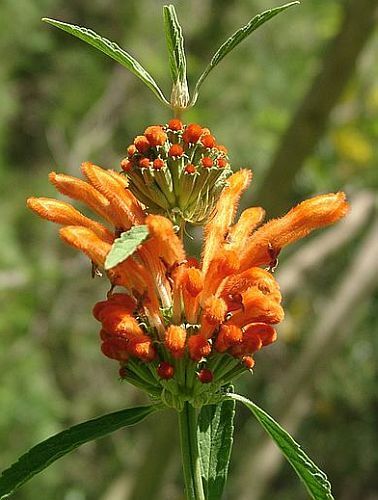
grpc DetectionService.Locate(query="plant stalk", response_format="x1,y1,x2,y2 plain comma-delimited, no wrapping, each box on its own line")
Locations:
178,402,205,500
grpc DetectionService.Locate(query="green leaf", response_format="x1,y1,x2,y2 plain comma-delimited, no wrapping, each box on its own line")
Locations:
104,225,149,270
0,405,161,499
191,1,300,105
198,397,235,500
163,5,189,107
42,18,170,106
227,393,334,500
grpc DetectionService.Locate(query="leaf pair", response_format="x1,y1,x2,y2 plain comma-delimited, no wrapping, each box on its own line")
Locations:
0,393,331,499
43,2,299,108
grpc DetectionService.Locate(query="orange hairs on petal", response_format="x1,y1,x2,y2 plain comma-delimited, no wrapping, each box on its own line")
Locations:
165,325,187,358
145,214,185,266
48,172,113,223
81,162,144,228
59,225,111,266
227,207,265,252
228,287,284,328
27,197,114,243
222,267,281,303
202,169,252,274
240,192,349,269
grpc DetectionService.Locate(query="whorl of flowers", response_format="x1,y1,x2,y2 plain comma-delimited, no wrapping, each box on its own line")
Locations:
27,121,348,409
120,120,231,225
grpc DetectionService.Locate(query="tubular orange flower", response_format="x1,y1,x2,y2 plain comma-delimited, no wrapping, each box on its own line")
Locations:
27,120,349,408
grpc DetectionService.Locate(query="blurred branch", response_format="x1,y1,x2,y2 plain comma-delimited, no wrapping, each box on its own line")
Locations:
277,190,376,297
255,0,378,216
236,218,378,500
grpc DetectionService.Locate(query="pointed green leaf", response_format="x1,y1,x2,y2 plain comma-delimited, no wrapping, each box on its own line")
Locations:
42,18,170,105
198,397,235,500
191,1,300,105
0,404,161,499
227,393,333,500
104,225,149,270
163,5,189,107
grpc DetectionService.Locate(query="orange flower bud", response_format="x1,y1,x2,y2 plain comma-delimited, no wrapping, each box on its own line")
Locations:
217,158,227,168
153,158,165,170
144,125,167,147
185,164,196,174
134,135,150,153
121,158,133,172
168,119,183,131
198,368,213,384
127,144,137,156
139,157,151,169
242,356,255,369
183,123,203,144
157,361,175,379
201,157,213,168
188,334,211,361
168,144,184,157
201,135,216,148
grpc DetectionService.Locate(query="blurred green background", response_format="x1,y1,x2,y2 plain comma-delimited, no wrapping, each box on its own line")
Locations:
0,0,377,498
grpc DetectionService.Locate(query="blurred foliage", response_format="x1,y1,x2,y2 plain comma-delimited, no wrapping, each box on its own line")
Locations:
0,0,377,499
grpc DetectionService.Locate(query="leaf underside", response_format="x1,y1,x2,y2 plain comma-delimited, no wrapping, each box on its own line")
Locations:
228,393,334,500
0,405,160,499
42,18,169,105
104,225,149,270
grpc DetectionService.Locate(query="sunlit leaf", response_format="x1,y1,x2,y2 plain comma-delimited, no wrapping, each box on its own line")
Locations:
163,5,188,90
227,393,334,500
0,404,161,499
42,18,170,105
191,2,300,105
104,225,149,270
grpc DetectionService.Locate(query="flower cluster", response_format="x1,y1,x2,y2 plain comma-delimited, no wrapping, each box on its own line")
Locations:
120,121,231,224
27,125,348,408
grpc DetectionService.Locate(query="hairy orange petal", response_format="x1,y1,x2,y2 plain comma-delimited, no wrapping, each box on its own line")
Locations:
227,207,265,251
48,172,113,223
59,225,111,266
214,325,243,352
202,169,252,273
228,286,284,328
222,267,281,303
145,214,185,266
240,192,349,269
202,248,239,300
200,296,227,338
27,197,114,243
81,162,144,228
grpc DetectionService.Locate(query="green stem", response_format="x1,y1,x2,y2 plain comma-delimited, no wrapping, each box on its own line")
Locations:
178,402,205,500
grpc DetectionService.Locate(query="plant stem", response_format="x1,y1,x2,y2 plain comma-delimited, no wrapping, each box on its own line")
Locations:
178,402,205,500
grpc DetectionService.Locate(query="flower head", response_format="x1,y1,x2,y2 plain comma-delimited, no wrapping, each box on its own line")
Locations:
27,124,348,409
120,121,232,225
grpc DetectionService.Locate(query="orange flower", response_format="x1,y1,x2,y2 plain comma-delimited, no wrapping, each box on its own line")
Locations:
27,123,349,406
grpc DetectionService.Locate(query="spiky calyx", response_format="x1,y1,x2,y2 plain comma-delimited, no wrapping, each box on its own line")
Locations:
121,121,232,225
